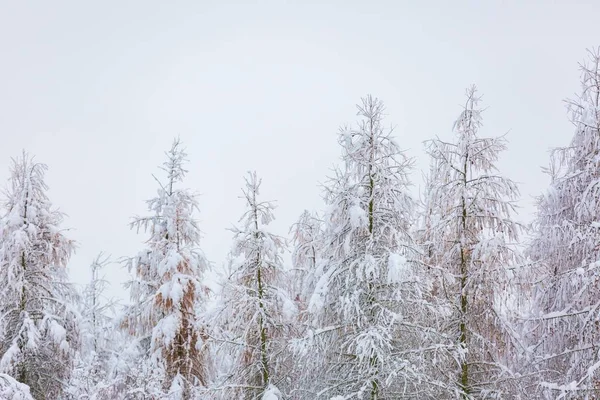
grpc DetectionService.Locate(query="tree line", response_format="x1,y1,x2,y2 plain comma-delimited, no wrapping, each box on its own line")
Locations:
0,49,599,400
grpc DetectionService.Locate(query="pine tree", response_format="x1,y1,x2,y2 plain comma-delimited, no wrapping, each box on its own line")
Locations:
527,48,600,396
422,86,524,398
304,96,449,399
211,172,293,400
120,139,210,399
0,152,79,400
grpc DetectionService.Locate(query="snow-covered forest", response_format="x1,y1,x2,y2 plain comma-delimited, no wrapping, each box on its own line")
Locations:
1,47,599,399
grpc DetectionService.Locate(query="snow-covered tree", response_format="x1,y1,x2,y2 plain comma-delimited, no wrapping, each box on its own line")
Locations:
289,210,323,311
211,172,293,400
101,331,154,400
66,253,117,399
283,210,324,397
0,373,33,400
0,152,79,400
120,139,210,399
303,95,450,399
422,86,524,398
527,48,600,397
81,254,114,358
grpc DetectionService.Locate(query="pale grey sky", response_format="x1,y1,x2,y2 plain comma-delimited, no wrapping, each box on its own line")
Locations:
0,0,597,301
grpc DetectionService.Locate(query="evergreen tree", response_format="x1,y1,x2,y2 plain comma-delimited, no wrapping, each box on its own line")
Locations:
289,210,323,312
527,48,600,396
287,210,324,397
0,152,79,400
120,139,210,399
67,253,117,399
304,96,449,399
422,86,524,398
211,172,293,400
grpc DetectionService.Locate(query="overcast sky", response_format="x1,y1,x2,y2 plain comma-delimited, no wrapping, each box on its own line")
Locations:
0,0,598,301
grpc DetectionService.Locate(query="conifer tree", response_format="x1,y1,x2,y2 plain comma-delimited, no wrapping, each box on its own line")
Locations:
422,87,524,398
305,96,449,399
289,210,323,311
120,139,210,399
67,253,117,399
527,49,600,396
212,172,293,400
0,152,79,400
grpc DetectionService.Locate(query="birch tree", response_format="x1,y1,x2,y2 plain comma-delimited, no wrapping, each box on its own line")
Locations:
120,139,210,399
527,48,600,397
422,86,524,398
0,152,78,400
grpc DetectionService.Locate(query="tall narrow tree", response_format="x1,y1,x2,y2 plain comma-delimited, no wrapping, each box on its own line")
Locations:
289,210,323,311
422,86,524,398
305,96,449,399
0,152,78,400
527,49,600,396
212,172,292,400
287,210,324,397
120,139,210,399
67,253,117,399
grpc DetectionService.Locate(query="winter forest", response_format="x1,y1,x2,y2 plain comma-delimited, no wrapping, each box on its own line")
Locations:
2,33,600,400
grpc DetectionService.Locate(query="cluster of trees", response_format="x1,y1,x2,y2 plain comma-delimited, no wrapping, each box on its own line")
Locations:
0,49,599,399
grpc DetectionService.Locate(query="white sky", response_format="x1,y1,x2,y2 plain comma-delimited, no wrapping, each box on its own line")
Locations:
0,0,598,302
